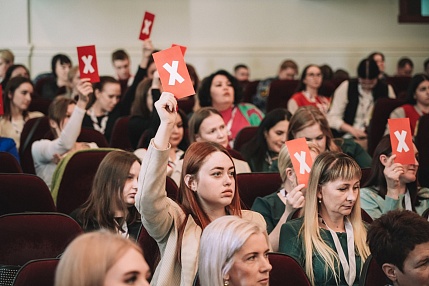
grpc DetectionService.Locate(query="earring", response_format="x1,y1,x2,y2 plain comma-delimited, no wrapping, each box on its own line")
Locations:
318,198,322,203
224,280,229,286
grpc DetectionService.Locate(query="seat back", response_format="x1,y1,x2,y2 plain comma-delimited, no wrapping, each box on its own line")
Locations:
137,225,160,278
360,168,372,187
237,172,282,209
415,114,429,188
234,126,258,152
19,116,50,174
166,176,179,202
268,252,311,286
52,148,117,214
266,80,299,113
78,128,109,147
0,173,56,216
0,212,82,266
12,258,59,286
109,116,133,150
367,98,406,156
385,76,412,99
242,80,260,103
0,152,22,173
359,254,390,286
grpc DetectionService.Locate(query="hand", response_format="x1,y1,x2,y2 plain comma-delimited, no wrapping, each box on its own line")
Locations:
383,154,404,191
350,128,367,139
143,39,154,58
285,184,306,214
154,92,177,126
76,78,93,106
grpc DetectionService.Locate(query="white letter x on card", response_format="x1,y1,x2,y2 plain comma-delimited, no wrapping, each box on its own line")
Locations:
163,61,184,85
142,20,152,35
81,55,95,74
394,130,409,152
294,151,311,174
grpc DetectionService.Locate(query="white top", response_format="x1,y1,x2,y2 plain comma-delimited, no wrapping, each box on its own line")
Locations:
327,80,395,137
32,106,97,189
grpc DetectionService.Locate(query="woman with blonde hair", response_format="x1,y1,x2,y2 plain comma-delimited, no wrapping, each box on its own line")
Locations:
279,152,370,285
252,142,320,251
135,92,265,286
55,231,150,286
287,106,371,168
198,216,272,286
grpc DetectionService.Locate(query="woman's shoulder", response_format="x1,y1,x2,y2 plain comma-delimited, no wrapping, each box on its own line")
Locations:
28,111,44,119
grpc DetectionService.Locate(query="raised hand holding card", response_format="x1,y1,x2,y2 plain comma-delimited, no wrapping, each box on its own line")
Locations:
285,137,314,186
139,11,155,41
388,118,415,165
152,46,195,99
77,45,100,83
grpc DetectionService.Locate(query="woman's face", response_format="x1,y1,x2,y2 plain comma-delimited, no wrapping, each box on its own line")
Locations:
95,82,121,113
294,123,327,152
210,75,234,110
11,67,29,79
196,113,229,148
226,232,272,286
373,54,385,73
193,151,235,212
9,82,33,112
318,177,360,221
147,62,157,80
122,161,141,207
400,144,419,184
264,119,289,153
169,114,184,148
303,66,322,90
414,80,429,107
103,248,150,286
55,61,71,83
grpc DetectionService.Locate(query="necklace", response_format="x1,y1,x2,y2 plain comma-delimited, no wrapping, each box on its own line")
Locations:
89,108,108,134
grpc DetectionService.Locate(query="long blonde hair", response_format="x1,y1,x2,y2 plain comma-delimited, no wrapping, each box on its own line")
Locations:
301,152,370,285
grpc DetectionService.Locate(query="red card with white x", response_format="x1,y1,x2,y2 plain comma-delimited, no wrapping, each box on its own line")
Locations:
285,138,313,186
388,118,415,165
0,85,4,115
171,44,187,56
139,11,155,41
152,46,195,98
77,45,100,83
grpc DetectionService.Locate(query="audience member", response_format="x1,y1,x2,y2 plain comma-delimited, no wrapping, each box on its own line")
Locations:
253,59,299,113
188,107,250,175
251,142,320,251
424,58,429,76
234,64,250,81
368,51,388,80
55,231,150,286
0,76,43,148
279,151,370,285
179,63,199,115
395,57,414,77
198,216,271,286
240,108,290,172
111,49,134,96
134,107,188,186
71,150,142,239
0,49,14,83
34,53,72,100
198,69,263,146
0,136,20,162
1,64,30,89
66,66,80,99
333,69,350,81
135,92,266,286
361,135,428,220
320,64,334,81
288,106,372,168
327,58,395,148
81,76,121,142
288,64,331,115
32,79,97,189
367,210,429,286
387,74,429,135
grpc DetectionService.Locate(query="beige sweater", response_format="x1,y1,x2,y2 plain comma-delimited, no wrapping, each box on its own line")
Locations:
135,141,266,286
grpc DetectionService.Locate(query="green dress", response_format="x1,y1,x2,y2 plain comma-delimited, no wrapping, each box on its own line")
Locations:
338,138,372,168
279,217,363,286
251,191,285,234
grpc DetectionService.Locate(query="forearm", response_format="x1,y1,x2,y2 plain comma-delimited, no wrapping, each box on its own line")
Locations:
268,209,291,252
